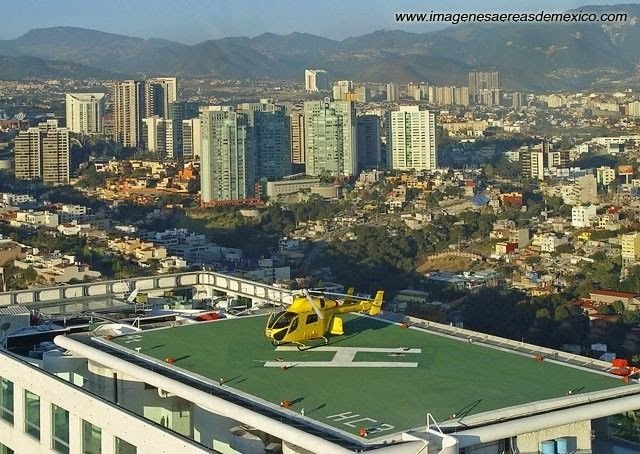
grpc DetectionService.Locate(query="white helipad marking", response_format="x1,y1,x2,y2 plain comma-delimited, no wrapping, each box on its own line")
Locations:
263,347,421,368
327,411,395,433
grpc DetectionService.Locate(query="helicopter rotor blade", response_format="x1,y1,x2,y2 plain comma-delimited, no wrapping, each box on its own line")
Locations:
303,289,324,319
308,290,376,302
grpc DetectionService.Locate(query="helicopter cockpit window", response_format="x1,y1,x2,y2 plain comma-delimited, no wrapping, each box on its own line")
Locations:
289,317,299,333
306,313,319,324
270,311,296,329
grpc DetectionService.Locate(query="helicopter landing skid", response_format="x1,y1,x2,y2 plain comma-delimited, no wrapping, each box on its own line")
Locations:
295,336,329,351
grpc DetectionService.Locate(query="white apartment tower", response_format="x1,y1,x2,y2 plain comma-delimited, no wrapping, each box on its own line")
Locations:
14,120,69,185
386,83,399,102
303,99,357,177
142,116,174,158
304,70,329,92
388,106,437,171
182,118,202,160
65,93,105,134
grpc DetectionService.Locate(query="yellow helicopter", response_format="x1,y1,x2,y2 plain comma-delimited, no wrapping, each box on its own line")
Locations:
264,288,384,349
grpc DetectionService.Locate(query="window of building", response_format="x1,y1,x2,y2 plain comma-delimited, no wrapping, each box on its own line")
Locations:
0,378,13,424
0,442,14,454
24,390,40,440
82,420,102,454
51,404,69,454
114,437,137,454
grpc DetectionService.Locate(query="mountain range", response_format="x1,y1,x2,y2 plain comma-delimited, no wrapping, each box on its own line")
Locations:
1,3,640,90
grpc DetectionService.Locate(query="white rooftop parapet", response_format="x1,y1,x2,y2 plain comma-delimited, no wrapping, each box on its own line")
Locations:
453,392,640,448
55,335,407,454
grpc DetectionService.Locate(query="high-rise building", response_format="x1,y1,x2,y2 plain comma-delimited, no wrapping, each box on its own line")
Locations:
407,82,424,101
303,99,357,177
238,99,291,180
113,80,145,148
145,77,178,118
388,106,437,171
14,120,69,185
304,70,329,92
386,83,399,102
332,80,353,100
469,71,500,105
290,111,305,165
14,126,42,181
168,101,199,159
546,150,570,169
65,93,105,135
428,86,469,106
356,115,381,171
435,86,454,105
352,86,369,103
627,101,640,117
477,89,502,107
512,92,527,110
182,118,202,160
520,144,570,180
519,149,544,180
333,82,368,103
453,87,470,106
142,116,174,158
469,70,499,96
200,107,256,202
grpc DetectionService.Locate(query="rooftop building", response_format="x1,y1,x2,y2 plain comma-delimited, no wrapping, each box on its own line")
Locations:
0,273,639,453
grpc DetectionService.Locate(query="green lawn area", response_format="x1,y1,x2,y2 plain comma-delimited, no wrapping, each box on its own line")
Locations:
112,315,625,438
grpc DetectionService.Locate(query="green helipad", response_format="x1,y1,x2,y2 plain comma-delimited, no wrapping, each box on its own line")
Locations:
110,315,625,438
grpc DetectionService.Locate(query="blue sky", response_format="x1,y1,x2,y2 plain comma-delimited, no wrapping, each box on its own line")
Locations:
2,0,630,43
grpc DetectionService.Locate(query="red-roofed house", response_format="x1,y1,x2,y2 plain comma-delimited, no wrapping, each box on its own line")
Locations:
589,290,640,310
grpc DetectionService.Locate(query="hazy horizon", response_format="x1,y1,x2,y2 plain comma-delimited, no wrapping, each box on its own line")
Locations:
2,0,631,44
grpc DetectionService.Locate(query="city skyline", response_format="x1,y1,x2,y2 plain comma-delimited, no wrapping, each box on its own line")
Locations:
0,0,627,44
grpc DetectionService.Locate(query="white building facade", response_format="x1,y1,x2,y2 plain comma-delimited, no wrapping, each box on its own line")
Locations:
65,93,105,135
388,106,437,171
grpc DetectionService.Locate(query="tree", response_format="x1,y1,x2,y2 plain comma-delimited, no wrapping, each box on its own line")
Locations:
621,265,640,293
596,304,616,315
554,305,571,321
526,256,542,266
76,163,106,188
611,300,626,315
536,308,551,319
546,195,564,212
